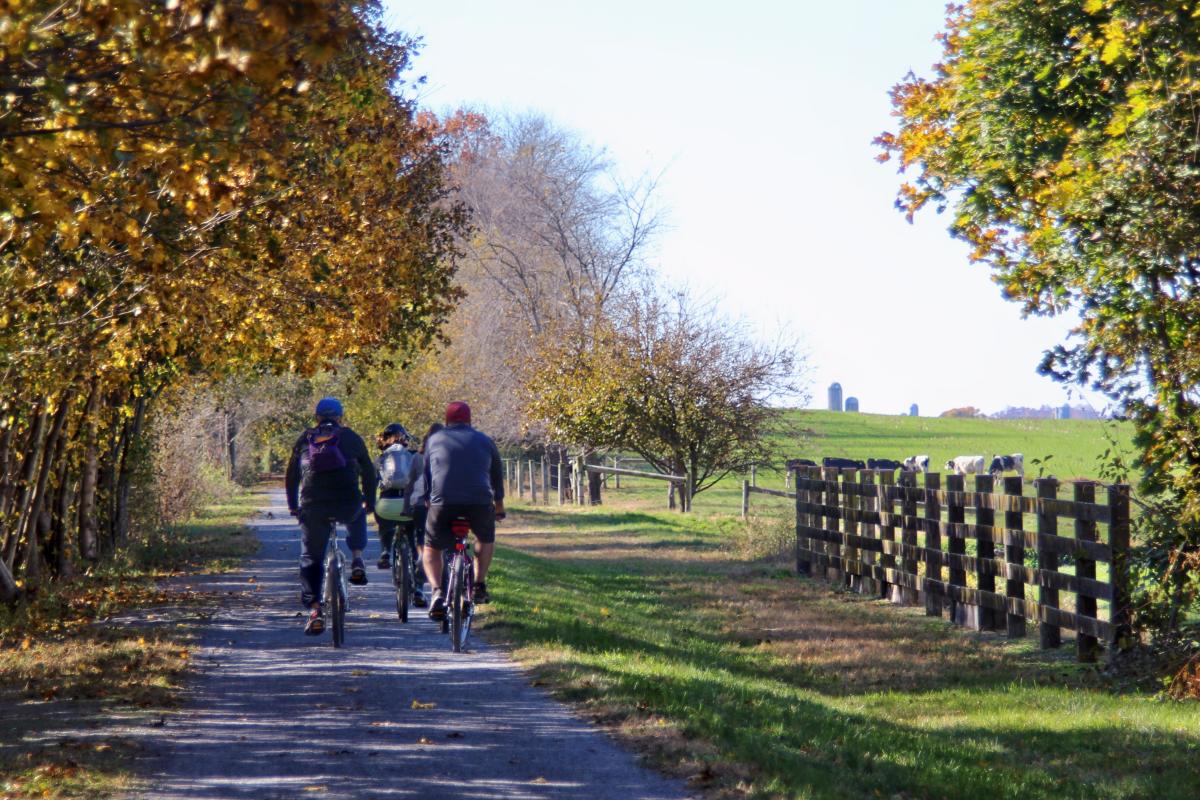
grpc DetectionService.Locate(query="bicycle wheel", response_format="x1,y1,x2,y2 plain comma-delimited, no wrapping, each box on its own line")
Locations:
440,553,451,634
394,539,410,623
450,557,468,653
329,557,346,648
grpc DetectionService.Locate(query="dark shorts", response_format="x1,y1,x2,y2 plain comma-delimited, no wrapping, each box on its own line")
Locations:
425,503,495,550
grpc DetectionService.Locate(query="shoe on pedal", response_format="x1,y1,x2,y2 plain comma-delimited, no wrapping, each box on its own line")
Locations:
473,581,491,604
305,608,326,636
377,553,391,570
428,589,446,620
412,590,428,608
350,558,368,585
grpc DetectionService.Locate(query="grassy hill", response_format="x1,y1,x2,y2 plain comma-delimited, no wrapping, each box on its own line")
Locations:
776,409,1134,481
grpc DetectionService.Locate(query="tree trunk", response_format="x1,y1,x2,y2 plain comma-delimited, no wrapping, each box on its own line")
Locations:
0,423,15,520
53,461,76,579
114,395,147,547
77,381,101,562
585,452,602,505
3,403,48,570
19,398,70,593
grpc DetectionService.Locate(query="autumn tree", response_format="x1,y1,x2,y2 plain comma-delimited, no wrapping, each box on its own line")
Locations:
0,1,464,602
527,290,806,510
878,0,1200,632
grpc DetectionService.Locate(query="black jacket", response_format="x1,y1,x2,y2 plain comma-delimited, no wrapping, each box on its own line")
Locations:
285,425,376,516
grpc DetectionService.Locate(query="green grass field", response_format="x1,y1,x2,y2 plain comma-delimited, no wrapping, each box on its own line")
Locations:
583,410,1136,519
486,500,1199,800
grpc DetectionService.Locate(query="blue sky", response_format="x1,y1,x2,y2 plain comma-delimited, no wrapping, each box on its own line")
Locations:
384,1,1105,416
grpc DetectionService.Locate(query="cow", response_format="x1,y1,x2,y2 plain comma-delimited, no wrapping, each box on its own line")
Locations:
901,455,930,473
989,453,1024,478
867,458,903,471
786,458,817,470
945,455,986,476
822,457,865,470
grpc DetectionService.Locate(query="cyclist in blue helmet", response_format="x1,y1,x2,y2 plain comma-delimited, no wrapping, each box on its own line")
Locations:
285,397,376,635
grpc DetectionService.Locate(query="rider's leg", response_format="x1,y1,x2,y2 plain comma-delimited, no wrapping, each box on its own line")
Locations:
475,540,495,583
376,514,396,567
298,512,333,610
422,545,444,593
345,508,368,561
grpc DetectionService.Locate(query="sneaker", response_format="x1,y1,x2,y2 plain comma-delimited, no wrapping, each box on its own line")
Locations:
377,553,391,570
412,588,428,608
350,558,368,586
305,608,325,636
473,581,491,604
428,589,446,620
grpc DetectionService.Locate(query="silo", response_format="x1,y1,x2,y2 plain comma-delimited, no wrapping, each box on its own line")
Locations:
1058,403,1071,420
910,403,919,417
845,396,860,412
828,382,843,412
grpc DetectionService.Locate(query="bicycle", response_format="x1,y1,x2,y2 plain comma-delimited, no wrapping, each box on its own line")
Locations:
321,519,351,648
386,517,420,623
440,511,504,653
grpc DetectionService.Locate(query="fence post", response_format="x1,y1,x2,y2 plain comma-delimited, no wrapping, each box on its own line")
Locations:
614,457,620,489
946,473,968,625
685,470,693,513
1108,483,1133,651
517,459,524,500
1037,477,1062,649
843,468,861,592
741,480,750,520
858,469,877,596
899,470,919,605
879,469,897,601
974,474,1000,630
505,459,512,493
1075,481,1100,662
924,471,943,617
528,459,537,504
751,464,757,488
823,466,842,583
557,462,564,506
1004,476,1027,638
794,468,811,575
542,458,549,505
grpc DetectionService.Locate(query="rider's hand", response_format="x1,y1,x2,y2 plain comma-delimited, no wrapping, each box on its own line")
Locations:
288,508,299,518
494,500,506,521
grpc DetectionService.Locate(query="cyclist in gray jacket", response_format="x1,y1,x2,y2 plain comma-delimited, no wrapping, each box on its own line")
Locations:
421,402,505,618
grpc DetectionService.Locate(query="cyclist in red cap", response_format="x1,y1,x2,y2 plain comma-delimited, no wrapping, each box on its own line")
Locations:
419,401,505,618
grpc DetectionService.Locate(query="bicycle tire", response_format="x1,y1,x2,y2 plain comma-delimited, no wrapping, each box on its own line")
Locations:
450,556,468,652
329,558,346,648
397,539,411,623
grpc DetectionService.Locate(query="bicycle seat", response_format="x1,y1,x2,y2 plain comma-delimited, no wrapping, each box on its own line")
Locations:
450,519,471,539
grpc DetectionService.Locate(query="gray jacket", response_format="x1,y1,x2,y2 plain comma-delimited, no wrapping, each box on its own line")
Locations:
423,424,504,506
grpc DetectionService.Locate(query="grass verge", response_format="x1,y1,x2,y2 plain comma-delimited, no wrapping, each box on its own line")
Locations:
483,500,1200,800
0,487,264,799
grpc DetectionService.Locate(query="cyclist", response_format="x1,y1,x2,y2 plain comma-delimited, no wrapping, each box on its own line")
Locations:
285,397,377,636
421,402,504,619
375,422,428,608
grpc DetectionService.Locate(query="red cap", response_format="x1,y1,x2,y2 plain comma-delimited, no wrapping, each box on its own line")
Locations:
445,401,472,425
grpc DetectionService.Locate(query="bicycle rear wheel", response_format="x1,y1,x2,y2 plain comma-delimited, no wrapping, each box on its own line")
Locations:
450,557,470,652
328,558,346,648
393,539,410,623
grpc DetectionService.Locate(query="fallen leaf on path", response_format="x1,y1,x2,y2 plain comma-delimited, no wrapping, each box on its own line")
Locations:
417,737,434,745
302,787,327,793
411,700,436,710
350,669,370,677
368,613,382,619
532,777,548,784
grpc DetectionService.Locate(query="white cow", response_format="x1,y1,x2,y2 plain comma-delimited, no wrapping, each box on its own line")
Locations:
945,455,986,476
901,454,930,473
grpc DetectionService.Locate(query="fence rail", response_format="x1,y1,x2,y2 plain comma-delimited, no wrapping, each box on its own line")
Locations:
790,466,1131,662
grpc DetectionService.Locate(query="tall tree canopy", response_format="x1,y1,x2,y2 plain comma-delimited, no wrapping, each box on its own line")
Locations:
878,0,1200,629
0,1,464,600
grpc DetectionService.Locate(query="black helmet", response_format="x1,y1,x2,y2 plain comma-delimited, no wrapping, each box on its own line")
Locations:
383,423,410,443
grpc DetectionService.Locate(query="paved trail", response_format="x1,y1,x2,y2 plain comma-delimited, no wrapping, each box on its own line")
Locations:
135,490,692,800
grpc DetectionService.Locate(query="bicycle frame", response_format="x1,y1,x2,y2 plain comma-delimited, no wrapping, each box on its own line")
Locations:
444,518,475,651
322,523,349,617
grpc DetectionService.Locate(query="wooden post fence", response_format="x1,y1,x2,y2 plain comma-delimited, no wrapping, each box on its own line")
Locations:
789,467,1131,663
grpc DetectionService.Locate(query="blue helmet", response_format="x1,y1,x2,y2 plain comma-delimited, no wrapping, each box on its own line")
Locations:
315,397,344,419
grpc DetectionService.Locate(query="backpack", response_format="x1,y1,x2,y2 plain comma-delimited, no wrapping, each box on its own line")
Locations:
378,445,415,492
304,422,347,474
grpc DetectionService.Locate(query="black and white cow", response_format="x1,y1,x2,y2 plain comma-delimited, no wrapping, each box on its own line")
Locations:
822,457,865,470
901,454,930,473
867,458,904,471
989,453,1024,478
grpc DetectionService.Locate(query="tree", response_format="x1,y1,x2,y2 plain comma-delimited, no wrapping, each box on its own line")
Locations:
527,290,807,510
877,0,1200,632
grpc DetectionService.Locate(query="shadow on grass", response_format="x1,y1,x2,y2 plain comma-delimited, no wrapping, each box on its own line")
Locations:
488,546,1200,799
